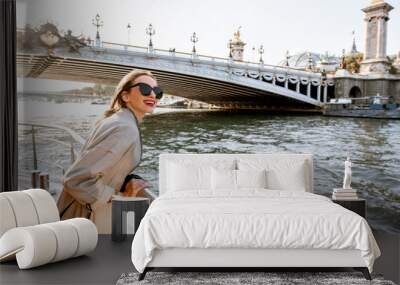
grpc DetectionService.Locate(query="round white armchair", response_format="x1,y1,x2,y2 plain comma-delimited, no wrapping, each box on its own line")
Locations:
0,189,98,269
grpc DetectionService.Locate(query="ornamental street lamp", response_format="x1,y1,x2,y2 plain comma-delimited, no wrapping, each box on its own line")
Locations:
92,13,103,47
340,48,347,69
285,50,290,67
190,32,198,54
321,70,327,84
258,45,264,64
127,23,132,45
146,24,155,52
228,39,232,59
307,52,314,71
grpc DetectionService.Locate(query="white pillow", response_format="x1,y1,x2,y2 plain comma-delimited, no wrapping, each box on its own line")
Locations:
167,162,211,191
236,169,267,189
266,161,306,191
211,168,268,191
238,159,308,192
166,158,237,193
211,168,236,191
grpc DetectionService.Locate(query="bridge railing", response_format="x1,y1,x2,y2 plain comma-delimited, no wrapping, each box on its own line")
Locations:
101,41,231,63
16,26,321,78
17,26,323,79
99,41,319,77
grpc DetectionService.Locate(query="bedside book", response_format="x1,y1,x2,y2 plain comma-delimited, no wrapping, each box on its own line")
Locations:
333,188,357,193
332,195,358,200
332,188,358,200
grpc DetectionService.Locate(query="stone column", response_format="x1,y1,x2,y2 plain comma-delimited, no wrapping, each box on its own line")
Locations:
376,16,385,58
296,82,300,93
307,82,311,97
383,19,388,57
360,0,393,74
323,85,328,103
364,19,372,60
317,85,321,102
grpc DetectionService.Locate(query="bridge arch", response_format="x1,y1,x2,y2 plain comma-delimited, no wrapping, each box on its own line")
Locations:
349,86,362,98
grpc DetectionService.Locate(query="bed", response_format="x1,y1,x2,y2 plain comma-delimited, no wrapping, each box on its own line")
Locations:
131,153,380,281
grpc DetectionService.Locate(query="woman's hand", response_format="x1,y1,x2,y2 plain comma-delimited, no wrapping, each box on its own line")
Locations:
122,179,150,197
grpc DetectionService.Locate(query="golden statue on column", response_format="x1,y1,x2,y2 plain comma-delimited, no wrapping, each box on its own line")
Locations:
228,26,246,62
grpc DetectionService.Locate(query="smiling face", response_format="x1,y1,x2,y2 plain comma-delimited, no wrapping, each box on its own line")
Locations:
121,75,159,116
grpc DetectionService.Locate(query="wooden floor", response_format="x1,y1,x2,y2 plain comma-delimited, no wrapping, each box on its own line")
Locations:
0,232,399,285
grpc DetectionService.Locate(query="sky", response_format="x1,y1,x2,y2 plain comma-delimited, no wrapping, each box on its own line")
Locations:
17,0,400,92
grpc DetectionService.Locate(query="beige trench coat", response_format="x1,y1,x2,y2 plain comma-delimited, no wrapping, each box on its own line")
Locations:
57,107,142,234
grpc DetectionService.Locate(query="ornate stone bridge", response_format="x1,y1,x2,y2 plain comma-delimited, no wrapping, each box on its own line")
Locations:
16,26,336,111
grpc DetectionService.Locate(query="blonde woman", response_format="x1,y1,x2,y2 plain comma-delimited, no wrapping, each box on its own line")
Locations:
57,69,162,234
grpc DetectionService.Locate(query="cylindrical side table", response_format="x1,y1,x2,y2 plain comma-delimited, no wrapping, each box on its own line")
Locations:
112,196,150,242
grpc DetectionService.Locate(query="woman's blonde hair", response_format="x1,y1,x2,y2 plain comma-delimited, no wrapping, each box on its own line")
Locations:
99,69,155,122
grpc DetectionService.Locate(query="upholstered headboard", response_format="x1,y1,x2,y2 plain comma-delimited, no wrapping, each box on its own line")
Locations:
159,153,313,195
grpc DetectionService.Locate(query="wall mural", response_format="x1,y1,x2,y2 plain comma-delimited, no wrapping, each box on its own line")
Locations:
16,2,400,235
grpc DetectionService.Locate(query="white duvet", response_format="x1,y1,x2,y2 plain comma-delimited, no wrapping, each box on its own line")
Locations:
131,190,380,273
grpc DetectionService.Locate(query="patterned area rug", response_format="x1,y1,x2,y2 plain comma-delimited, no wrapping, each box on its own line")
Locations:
116,271,395,285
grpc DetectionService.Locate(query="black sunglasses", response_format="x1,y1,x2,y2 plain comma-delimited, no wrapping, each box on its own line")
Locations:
124,82,163,99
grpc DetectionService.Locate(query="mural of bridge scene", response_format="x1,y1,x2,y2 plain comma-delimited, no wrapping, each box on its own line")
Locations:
16,23,336,112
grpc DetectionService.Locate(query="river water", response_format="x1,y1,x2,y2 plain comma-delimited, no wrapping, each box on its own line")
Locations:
18,96,400,233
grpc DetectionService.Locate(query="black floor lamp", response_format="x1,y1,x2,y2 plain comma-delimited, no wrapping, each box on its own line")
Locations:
0,0,18,192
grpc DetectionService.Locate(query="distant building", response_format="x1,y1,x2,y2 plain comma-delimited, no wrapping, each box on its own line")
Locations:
350,32,359,55
318,53,341,73
334,0,399,103
277,52,339,73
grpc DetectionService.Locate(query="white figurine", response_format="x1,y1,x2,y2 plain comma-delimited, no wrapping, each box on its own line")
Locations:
343,156,352,189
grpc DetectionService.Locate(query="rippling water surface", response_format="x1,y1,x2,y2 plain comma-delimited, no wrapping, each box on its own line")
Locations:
18,97,400,233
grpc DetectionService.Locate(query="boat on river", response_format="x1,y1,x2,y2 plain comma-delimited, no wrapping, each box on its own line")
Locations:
91,98,108,105
157,96,188,108
323,95,400,119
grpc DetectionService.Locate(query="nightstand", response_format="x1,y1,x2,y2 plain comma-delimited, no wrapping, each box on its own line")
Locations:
332,198,366,218
111,196,150,242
